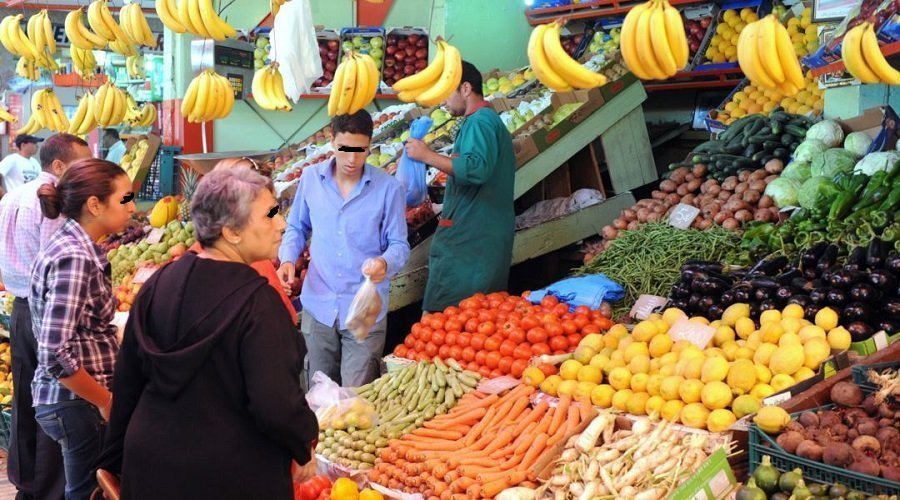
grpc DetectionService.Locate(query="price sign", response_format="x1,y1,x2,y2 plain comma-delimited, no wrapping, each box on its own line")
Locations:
763,391,792,407
144,227,165,244
668,317,716,349
630,295,668,320
132,266,158,285
668,203,701,229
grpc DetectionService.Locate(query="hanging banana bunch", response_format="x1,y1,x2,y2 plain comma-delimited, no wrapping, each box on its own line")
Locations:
126,53,146,79
16,57,40,81
94,81,129,127
0,104,18,124
176,0,238,41
26,10,56,65
736,14,804,95
251,63,293,111
120,3,158,47
87,0,130,45
182,69,236,123
842,21,900,85
28,89,70,133
620,0,690,80
328,52,381,116
0,14,41,60
527,21,609,91
68,92,99,135
71,46,98,80
390,39,462,107
64,8,107,51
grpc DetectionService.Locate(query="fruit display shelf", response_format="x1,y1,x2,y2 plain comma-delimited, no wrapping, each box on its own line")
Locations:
809,40,900,78
524,0,712,25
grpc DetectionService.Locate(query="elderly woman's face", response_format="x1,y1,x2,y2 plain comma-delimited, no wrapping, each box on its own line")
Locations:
236,188,285,262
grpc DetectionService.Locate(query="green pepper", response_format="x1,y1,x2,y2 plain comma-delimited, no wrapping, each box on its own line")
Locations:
870,211,889,230
882,223,900,242
857,224,874,241
884,159,900,184
877,184,900,212
895,240,900,253
795,232,812,247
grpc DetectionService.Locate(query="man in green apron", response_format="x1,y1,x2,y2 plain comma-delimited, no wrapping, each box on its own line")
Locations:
405,61,516,312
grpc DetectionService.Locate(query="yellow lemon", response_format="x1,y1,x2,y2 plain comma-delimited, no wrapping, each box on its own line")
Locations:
660,375,685,400
798,325,826,343
782,303,804,319
654,319,670,336
827,326,851,351
701,356,729,383
649,333,673,358
705,347,726,359
751,383,775,400
560,359,583,381
722,342,739,361
591,384,615,408
609,324,629,339
747,332,763,351
610,350,625,363
732,394,761,419
680,402,711,429
624,342,649,363
707,409,737,433
735,317,756,339
722,303,750,326
770,373,796,392
580,333,605,351
683,357,705,380
679,379,705,404
701,381,733,410
611,389,633,411
557,379,579,397
604,358,625,375
576,381,597,401
628,354,651,375
577,365,603,384
540,375,562,396
650,359,661,373
645,395,665,416
522,366,546,387
760,323,784,344
793,366,816,382
803,337,831,370
573,345,597,365
603,333,620,350
589,354,610,371
734,347,755,361
608,367,632,391
660,352,679,367
679,346,704,361
754,405,791,434
630,373,649,393
753,343,779,366
780,318,802,336
689,316,710,326
627,392,651,416
661,399,684,422
662,307,687,325
618,336,634,352
714,326,736,346
671,340,694,354
779,333,802,347
769,345,804,375
659,364,675,377
815,307,839,331
760,310,782,325
755,364,773,384
727,359,757,395
632,320,657,342
646,374,663,396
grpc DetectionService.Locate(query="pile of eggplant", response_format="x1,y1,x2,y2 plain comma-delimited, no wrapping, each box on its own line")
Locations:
667,238,900,341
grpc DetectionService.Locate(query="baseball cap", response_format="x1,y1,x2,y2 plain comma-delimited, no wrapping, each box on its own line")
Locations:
14,135,43,148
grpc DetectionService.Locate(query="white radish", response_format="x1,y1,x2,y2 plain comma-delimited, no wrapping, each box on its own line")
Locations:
578,480,600,500
635,487,667,500
569,481,584,497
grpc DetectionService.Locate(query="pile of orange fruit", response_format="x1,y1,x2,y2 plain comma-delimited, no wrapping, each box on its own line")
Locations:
705,8,758,64
714,71,823,125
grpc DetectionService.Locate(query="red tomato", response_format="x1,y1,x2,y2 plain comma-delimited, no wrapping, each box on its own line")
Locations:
511,359,529,377
468,361,481,372
444,318,462,333
479,365,493,378
456,332,472,348
498,356,513,374
477,321,496,336
477,310,495,323
545,323,565,338
520,315,539,331
541,313,559,325
465,318,480,333
567,333,583,347
573,315,590,330
431,329,446,346
438,345,451,359
394,344,409,358
425,342,438,357
415,352,430,362
549,336,569,352
459,298,479,310
581,324,601,335
531,342,551,356
404,336,416,348
538,363,558,377
498,301,515,313
448,345,463,360
445,332,458,346
457,312,473,323
444,306,460,316
594,317,614,331
470,333,487,351
553,350,566,355
420,327,433,343
485,351,501,369
513,344,533,360
474,350,487,366
540,295,559,308
461,346,476,362
489,369,503,379
574,305,591,316
411,323,423,338
406,349,417,359
552,303,569,317
499,340,516,357
414,340,426,352
561,320,578,335
508,328,526,345
526,327,547,344
484,335,501,352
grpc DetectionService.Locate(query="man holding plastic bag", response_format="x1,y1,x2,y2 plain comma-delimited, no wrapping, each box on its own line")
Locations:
405,61,516,312
278,111,409,388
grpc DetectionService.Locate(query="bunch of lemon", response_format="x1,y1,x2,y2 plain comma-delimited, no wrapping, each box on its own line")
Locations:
524,305,851,433
787,7,820,57
706,8,758,64
715,70,823,125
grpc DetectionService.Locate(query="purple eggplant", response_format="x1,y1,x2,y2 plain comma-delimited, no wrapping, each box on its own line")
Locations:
826,289,848,307
847,321,874,342
842,302,873,322
869,270,896,290
849,283,880,303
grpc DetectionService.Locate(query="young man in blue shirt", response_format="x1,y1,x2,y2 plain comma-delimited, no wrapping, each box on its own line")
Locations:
277,110,410,387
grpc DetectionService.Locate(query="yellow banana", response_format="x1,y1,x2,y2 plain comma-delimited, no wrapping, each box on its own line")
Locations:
662,1,689,69
774,19,804,93
416,42,462,107
393,41,445,92
328,57,352,116
252,67,276,110
194,71,214,122
336,56,358,115
182,74,202,118
620,3,654,79
80,93,99,135
198,0,227,41
757,15,785,85
135,5,157,47
220,75,235,119
527,24,573,92
188,0,212,38
646,2,678,77
211,74,229,118
842,23,880,84
861,22,900,85
0,104,17,123
68,94,89,134
41,10,56,53
8,15,40,59
742,21,777,89
156,0,186,33
87,0,115,41
0,16,17,55
113,88,129,125
16,115,41,135
30,90,48,128
271,0,286,16
119,4,139,45
543,22,608,88
47,91,70,132
359,53,380,109
99,83,117,126
270,65,292,111
97,0,130,44
94,83,109,124
178,0,200,35
27,13,43,55
348,54,377,114
65,9,107,50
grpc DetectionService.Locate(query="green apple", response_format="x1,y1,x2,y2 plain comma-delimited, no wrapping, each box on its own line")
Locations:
370,48,383,59
371,37,384,48
342,41,354,52
352,36,365,47
256,37,269,49
486,78,500,91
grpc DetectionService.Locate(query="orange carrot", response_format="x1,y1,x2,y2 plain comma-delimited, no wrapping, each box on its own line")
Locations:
413,428,464,440
465,406,497,446
577,393,592,422
548,404,580,446
405,440,464,452
496,393,530,426
548,396,571,435
519,432,549,472
481,471,527,497
512,400,548,436
456,457,495,467
425,406,487,429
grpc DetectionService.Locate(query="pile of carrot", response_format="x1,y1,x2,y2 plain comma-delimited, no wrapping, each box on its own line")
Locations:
368,384,593,499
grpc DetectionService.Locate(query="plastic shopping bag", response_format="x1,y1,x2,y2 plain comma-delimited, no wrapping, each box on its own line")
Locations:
397,116,433,207
270,0,322,99
306,372,377,430
346,261,383,341
527,274,625,310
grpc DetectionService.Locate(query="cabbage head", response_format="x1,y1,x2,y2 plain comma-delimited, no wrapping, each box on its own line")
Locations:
854,151,900,176
798,176,841,212
806,120,844,148
780,161,811,182
810,148,858,178
793,139,828,163
764,178,801,208
844,131,873,158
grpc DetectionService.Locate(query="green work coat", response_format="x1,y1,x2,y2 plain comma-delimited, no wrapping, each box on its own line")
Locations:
423,105,516,312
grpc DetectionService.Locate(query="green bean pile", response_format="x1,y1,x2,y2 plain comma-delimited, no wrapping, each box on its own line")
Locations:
577,223,742,318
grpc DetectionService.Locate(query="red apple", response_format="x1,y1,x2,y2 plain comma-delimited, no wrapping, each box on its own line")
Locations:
416,38,427,48
415,48,427,59
386,45,397,55
404,64,415,75
397,40,408,49
326,51,337,60
405,46,416,56
700,17,711,28
395,51,406,62
325,61,336,71
383,67,395,77
415,59,427,70
328,40,339,50
408,34,421,44
385,58,396,67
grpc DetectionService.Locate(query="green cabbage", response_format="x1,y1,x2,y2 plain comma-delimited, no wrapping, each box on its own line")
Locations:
810,148,858,178
780,161,812,182
806,120,844,148
844,131,873,158
798,176,841,212
793,139,828,163
854,151,900,176
764,178,801,208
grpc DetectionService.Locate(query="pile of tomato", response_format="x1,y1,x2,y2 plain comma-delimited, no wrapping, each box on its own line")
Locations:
393,292,614,378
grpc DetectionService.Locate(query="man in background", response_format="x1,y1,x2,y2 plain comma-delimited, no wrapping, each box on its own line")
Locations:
0,134,93,500
0,135,43,197
103,128,126,164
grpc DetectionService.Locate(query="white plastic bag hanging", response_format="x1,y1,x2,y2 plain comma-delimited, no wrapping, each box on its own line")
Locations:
345,260,382,341
270,0,322,100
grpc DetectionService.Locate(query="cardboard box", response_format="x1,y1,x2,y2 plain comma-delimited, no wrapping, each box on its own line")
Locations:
598,70,638,102
123,133,162,192
760,351,851,407
555,87,606,124
835,105,900,153
512,135,539,168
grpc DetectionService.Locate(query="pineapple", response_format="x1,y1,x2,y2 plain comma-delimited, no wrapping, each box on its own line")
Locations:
179,167,199,221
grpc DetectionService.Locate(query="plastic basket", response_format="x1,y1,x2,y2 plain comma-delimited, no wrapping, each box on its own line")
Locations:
749,405,900,495
851,360,900,395
0,410,11,451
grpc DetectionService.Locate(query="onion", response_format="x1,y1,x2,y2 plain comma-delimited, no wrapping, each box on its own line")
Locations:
673,166,690,179
626,220,640,230
764,159,784,174
647,212,661,222
622,209,637,221
601,225,618,240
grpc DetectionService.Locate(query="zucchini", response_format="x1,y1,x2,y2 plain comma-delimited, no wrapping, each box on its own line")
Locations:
781,133,794,145
744,118,767,137
751,150,769,162
770,111,792,123
692,139,721,153
785,124,808,137
744,143,761,158
770,119,783,135
759,154,774,165
748,134,778,145
762,140,781,152
725,143,744,155
773,147,789,160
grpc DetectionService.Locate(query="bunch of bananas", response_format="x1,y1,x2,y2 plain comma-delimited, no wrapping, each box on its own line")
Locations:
328,52,380,116
64,8,107,51
68,93,99,135
391,40,461,107
126,54,146,79
155,0,236,41
620,0,690,80
26,10,56,55
120,3,157,48
0,105,18,124
16,57,39,81
124,95,157,128
182,70,235,123
121,139,149,180
842,22,900,85
736,14,804,96
1,14,40,60
87,0,129,45
24,89,69,134
94,81,129,127
528,21,608,91
271,0,287,17
71,46,98,80
251,64,293,111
